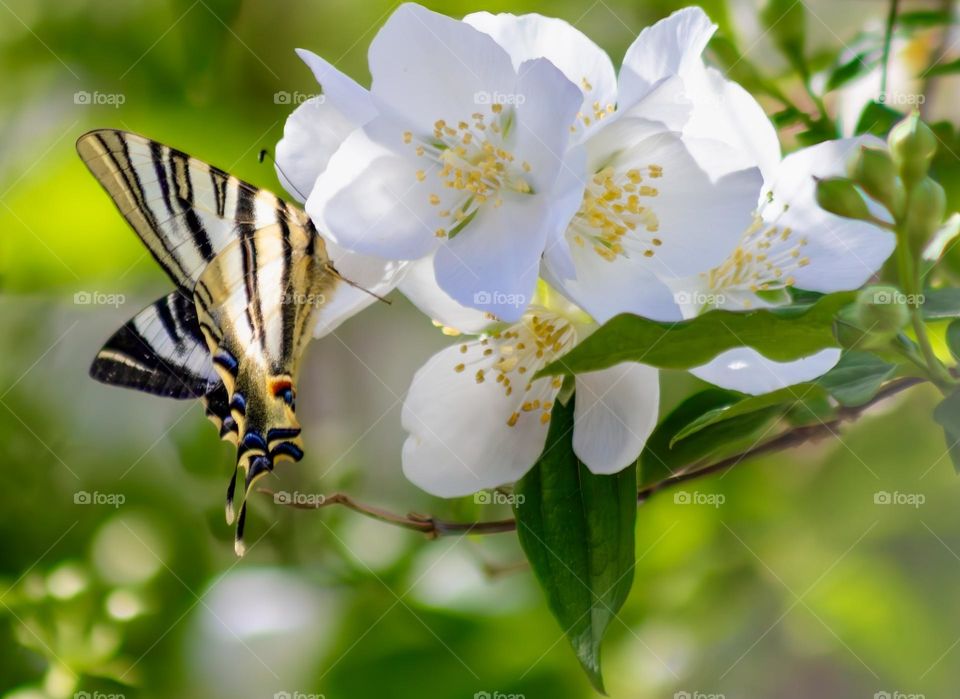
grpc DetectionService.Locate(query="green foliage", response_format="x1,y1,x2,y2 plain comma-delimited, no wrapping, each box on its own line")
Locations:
514,398,636,693
539,294,853,377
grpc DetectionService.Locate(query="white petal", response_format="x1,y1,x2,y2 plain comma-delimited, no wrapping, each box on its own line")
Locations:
313,240,408,338
541,144,588,281
545,246,684,323
769,137,896,291
682,67,782,181
307,126,439,260
397,254,493,333
511,57,584,195
294,49,377,125
402,343,558,497
573,363,660,474
464,11,616,129
368,3,517,129
433,197,547,322
618,7,716,109
690,347,842,395
583,119,763,277
275,99,358,204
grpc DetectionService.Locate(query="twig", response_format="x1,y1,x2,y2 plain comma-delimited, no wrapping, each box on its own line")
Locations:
261,377,926,537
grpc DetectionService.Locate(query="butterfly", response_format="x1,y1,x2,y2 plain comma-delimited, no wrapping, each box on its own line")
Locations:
78,129,364,555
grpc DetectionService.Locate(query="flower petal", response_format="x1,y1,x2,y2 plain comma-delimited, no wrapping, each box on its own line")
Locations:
769,137,896,291
545,245,684,323
275,99,358,204
312,240,408,337
307,126,439,260
573,362,660,474
433,197,548,322
512,57,584,195
294,48,377,125
618,6,716,109
402,342,558,497
690,347,842,395
464,11,616,135
368,3,517,129
398,254,494,333
682,67,782,181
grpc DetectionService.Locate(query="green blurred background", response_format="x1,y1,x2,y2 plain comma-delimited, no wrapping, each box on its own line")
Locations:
1,0,958,697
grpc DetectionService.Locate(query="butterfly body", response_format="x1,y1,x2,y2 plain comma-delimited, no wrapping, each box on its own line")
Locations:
78,129,343,554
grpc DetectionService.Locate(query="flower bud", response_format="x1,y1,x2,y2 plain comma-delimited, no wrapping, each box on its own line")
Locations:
853,285,910,337
888,113,938,187
905,177,947,246
847,146,904,216
815,177,872,221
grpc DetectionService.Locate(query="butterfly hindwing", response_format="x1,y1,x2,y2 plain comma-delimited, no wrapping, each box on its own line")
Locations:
90,290,221,399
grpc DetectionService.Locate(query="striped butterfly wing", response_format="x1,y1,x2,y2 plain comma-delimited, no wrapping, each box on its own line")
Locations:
193,220,336,379
77,129,289,291
79,129,318,399
90,290,221,399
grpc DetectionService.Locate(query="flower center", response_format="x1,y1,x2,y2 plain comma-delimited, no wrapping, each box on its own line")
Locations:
452,310,577,428
404,103,534,240
705,194,810,306
572,77,616,131
569,164,664,261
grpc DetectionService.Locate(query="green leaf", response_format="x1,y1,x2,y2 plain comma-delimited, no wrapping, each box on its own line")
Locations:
815,351,897,407
919,288,960,319
643,389,738,484
947,320,960,362
925,58,960,78
933,390,960,473
514,398,636,693
855,100,904,137
538,293,853,378
825,52,876,92
761,0,807,75
669,384,828,446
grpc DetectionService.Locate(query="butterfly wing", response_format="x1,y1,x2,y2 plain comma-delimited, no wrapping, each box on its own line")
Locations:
90,290,221,399
76,129,290,291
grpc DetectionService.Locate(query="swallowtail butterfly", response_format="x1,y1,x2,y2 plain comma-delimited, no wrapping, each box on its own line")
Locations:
78,129,353,555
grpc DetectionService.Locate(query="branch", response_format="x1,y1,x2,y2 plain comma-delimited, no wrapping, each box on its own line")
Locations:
261,377,926,537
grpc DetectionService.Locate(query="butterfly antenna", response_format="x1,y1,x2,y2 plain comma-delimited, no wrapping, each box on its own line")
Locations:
326,263,393,306
259,148,309,202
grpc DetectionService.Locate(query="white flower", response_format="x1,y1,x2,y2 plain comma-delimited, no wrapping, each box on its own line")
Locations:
402,287,658,497
667,136,897,394
274,49,406,335
305,3,585,323
463,8,765,325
